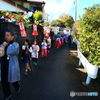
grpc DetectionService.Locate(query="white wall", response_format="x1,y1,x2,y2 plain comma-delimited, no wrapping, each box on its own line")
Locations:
0,0,24,12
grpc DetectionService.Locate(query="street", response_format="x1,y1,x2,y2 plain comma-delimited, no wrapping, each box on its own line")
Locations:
0,43,99,100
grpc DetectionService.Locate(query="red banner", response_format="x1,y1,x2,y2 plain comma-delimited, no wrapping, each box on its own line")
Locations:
43,26,50,35
43,26,47,34
18,22,27,37
46,28,50,35
32,24,38,35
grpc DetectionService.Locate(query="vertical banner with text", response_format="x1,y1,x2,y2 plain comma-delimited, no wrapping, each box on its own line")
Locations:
32,24,38,36
43,26,50,36
18,22,27,37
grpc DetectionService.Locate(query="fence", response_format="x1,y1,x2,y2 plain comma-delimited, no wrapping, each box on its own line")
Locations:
74,38,99,84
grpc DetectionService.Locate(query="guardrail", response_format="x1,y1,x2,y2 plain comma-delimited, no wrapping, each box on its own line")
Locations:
73,38,99,85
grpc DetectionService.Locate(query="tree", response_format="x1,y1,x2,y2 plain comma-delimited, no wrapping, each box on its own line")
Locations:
33,10,43,21
72,20,80,39
59,13,74,28
51,13,74,28
76,4,100,67
51,19,62,27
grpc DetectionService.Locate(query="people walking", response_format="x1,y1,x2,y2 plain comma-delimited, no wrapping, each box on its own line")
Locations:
55,37,61,48
47,36,51,53
29,41,40,66
41,39,47,57
67,34,72,48
0,32,20,100
61,36,64,46
22,39,31,75
60,37,63,46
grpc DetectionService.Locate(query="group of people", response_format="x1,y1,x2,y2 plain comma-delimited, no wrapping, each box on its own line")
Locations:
55,36,65,48
55,34,72,49
0,31,72,100
21,35,51,75
21,34,72,77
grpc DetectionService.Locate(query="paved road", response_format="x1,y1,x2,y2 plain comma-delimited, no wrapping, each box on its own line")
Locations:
0,43,99,100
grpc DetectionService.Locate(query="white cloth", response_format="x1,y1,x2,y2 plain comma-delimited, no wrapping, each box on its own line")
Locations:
22,45,29,50
47,38,51,45
41,42,47,49
22,45,26,50
56,38,60,42
29,45,40,58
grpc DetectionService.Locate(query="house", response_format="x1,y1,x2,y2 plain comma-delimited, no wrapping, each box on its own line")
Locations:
0,0,46,21
11,0,45,12
0,0,45,12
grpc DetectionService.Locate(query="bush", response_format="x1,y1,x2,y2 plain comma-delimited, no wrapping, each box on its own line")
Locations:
76,4,100,67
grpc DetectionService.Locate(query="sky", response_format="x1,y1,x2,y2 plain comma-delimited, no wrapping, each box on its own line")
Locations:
33,0,100,21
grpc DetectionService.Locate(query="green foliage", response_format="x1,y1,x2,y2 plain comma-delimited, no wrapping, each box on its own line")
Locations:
33,10,43,21
14,13,24,22
51,19,62,27
0,10,35,28
51,13,74,28
25,22,32,28
76,4,100,67
72,21,79,38
0,10,11,16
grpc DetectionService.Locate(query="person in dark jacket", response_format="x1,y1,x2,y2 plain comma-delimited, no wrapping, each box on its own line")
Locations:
67,34,72,48
0,32,20,100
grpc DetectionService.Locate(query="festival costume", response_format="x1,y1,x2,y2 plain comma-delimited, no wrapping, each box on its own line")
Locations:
55,38,61,48
47,38,51,52
29,45,40,65
22,45,31,75
41,42,47,57
22,45,30,63
60,37,64,45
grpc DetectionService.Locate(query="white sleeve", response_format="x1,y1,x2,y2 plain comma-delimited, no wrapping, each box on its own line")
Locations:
29,47,32,53
37,46,40,52
41,43,43,46
45,43,47,46
22,45,26,50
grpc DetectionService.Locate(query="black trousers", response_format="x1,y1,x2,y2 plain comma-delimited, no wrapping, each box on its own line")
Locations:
47,47,50,51
1,81,20,97
68,41,71,47
32,58,38,63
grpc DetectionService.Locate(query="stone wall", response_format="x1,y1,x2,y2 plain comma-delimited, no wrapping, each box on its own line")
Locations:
0,22,44,46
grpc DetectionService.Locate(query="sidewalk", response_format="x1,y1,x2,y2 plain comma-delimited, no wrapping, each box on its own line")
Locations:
70,43,100,99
